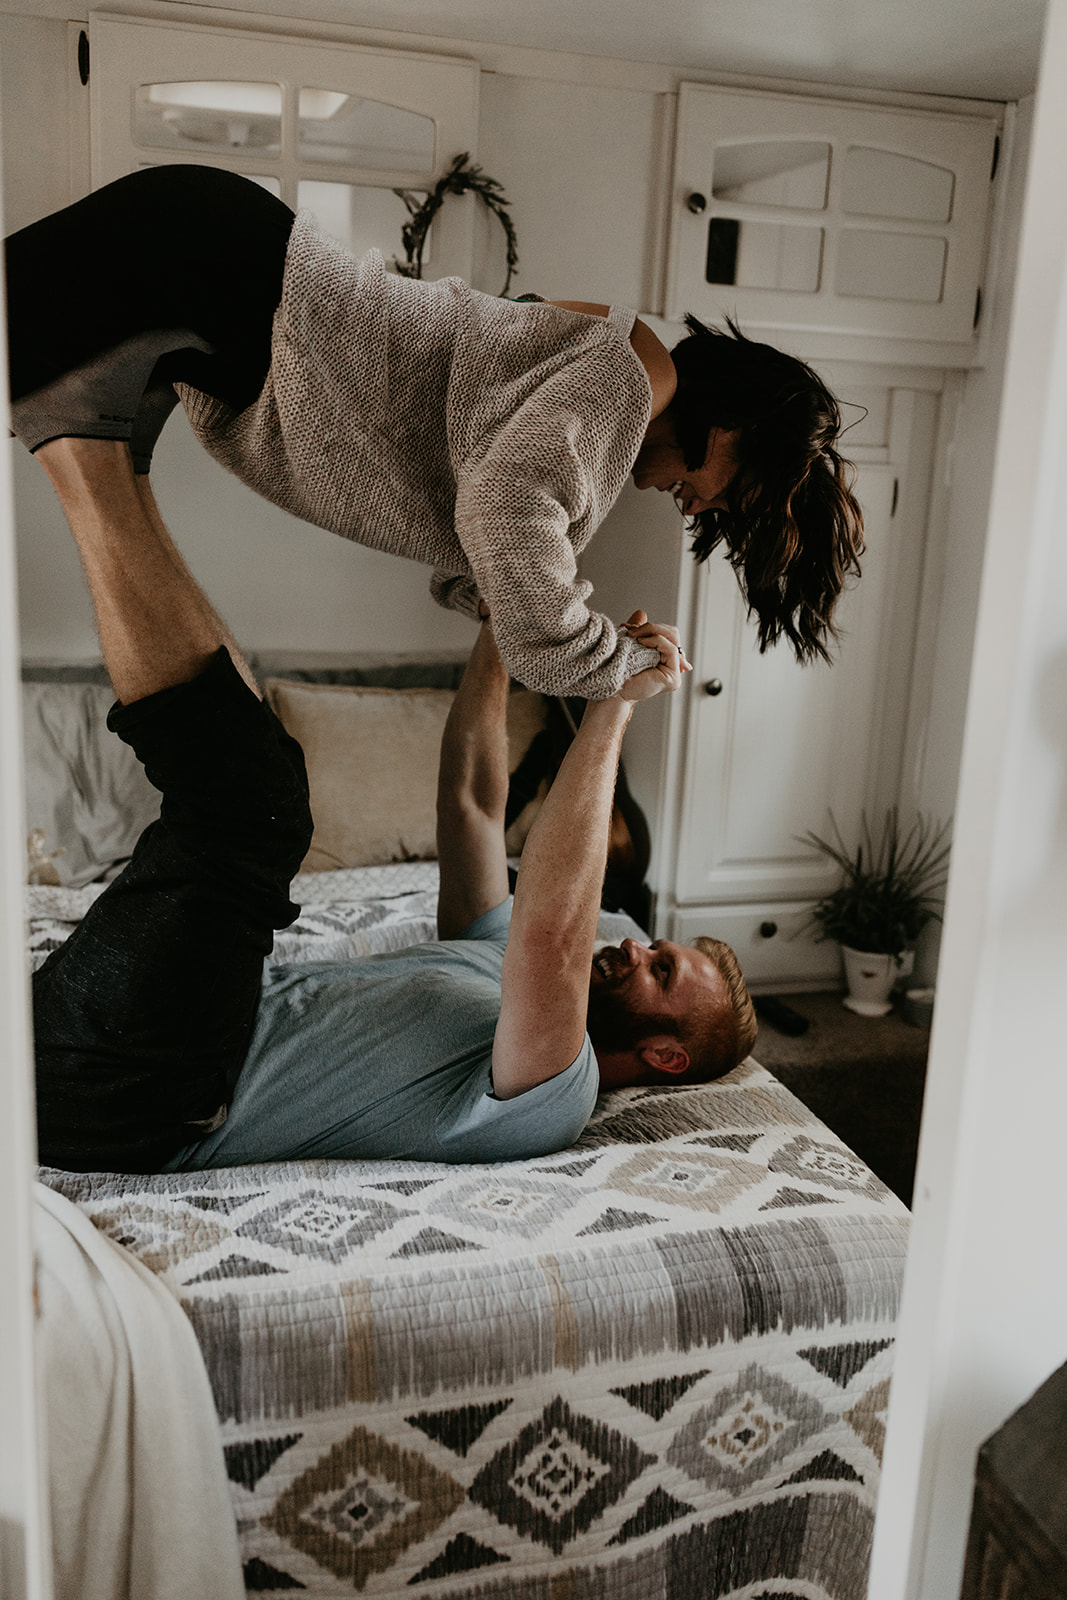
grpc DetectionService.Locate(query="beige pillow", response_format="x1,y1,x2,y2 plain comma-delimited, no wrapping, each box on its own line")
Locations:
265,679,548,871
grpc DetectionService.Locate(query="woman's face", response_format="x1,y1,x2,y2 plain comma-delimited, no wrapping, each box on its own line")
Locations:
632,411,740,517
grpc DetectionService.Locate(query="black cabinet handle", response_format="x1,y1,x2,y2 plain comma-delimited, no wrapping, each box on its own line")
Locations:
703,678,723,696
686,192,707,215
759,921,778,939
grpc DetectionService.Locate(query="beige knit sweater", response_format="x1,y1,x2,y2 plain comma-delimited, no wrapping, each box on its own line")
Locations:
178,210,661,698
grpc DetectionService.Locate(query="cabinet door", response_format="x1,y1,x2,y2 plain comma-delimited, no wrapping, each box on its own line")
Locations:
667,84,999,345
673,462,897,908
89,14,479,278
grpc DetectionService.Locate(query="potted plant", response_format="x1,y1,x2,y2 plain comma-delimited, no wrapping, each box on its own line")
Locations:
799,809,952,1016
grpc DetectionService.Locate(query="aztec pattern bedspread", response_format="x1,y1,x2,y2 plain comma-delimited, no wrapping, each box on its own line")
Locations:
34,868,910,1600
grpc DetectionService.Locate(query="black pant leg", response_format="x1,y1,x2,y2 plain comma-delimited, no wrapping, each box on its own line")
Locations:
33,650,313,1173
6,165,294,410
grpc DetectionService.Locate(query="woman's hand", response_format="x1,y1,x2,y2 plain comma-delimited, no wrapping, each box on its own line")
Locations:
616,608,691,702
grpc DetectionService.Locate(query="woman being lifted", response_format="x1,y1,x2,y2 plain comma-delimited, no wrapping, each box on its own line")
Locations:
7,164,863,698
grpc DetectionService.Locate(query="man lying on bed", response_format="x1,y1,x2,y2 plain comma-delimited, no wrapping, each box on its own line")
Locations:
32,437,756,1175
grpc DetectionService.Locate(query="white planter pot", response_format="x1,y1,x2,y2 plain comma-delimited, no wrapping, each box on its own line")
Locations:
840,945,910,1016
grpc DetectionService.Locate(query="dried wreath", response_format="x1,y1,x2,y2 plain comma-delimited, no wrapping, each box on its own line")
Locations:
394,152,519,295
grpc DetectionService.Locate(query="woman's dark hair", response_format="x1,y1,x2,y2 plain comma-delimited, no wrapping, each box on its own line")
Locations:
671,314,864,664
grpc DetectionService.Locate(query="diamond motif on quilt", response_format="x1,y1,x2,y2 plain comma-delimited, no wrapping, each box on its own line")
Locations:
609,1149,764,1214
236,1191,412,1262
427,1176,579,1238
266,1425,463,1588
666,1364,827,1493
469,1397,654,1554
89,1199,229,1273
769,1136,884,1195
303,1474,415,1542
845,1377,892,1461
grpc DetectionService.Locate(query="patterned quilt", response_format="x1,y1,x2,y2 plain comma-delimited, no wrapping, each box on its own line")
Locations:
34,869,909,1600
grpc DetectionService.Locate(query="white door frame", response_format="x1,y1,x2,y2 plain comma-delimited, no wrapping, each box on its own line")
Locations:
0,117,52,1600
869,0,1067,1594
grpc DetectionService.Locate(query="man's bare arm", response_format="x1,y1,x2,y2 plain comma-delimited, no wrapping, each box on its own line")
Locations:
492,614,685,1098
435,621,512,940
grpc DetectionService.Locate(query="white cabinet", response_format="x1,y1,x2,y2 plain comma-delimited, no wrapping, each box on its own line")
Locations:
666,84,1000,356
88,13,480,278
674,462,895,908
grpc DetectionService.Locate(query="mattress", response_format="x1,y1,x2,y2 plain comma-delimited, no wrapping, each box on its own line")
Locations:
34,867,909,1600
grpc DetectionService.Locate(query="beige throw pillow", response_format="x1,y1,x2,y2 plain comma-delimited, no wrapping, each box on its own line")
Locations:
265,679,548,872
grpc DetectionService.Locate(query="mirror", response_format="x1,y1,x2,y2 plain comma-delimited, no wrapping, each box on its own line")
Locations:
706,216,824,291
712,139,831,208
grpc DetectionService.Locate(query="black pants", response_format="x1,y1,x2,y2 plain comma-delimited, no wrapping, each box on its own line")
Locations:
5,165,294,410
33,650,313,1174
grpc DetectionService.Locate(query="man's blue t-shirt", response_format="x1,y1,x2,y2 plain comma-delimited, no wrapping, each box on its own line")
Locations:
165,899,599,1169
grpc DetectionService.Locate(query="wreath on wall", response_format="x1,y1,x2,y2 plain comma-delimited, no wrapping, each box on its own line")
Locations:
394,152,519,295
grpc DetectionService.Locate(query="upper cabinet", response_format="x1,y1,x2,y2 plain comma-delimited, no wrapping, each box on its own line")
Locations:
666,84,1001,359
88,14,480,278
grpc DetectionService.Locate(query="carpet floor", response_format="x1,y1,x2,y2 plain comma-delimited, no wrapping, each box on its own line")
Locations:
751,990,930,1207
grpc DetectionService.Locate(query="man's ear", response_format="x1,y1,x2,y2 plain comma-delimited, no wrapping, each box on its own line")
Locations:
638,1037,689,1077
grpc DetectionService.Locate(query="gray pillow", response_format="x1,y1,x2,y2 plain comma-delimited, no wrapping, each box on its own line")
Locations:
21,682,160,887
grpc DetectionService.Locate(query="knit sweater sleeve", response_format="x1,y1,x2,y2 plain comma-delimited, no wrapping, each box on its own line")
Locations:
447,387,661,700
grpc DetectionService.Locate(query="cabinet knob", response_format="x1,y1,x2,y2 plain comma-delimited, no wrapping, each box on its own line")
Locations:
703,678,724,696
686,191,708,215
759,921,778,939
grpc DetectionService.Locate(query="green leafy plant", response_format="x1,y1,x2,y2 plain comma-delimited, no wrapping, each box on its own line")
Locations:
798,809,952,960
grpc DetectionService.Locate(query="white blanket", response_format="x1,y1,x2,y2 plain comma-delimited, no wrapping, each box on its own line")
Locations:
35,1184,244,1600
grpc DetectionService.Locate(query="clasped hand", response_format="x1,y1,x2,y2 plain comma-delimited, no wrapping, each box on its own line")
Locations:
616,609,691,702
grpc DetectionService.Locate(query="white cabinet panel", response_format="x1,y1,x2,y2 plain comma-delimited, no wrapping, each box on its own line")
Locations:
89,13,479,279
667,84,999,347
674,463,897,907
668,902,842,989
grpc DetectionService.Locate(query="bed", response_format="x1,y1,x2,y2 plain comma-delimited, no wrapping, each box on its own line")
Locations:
23,659,909,1600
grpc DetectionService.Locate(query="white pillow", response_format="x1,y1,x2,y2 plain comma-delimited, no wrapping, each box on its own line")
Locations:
21,682,161,887
265,679,549,872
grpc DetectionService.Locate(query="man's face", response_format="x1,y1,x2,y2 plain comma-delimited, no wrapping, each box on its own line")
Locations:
586,937,725,1053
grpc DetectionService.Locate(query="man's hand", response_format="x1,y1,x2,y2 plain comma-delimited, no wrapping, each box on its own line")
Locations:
616,609,691,702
